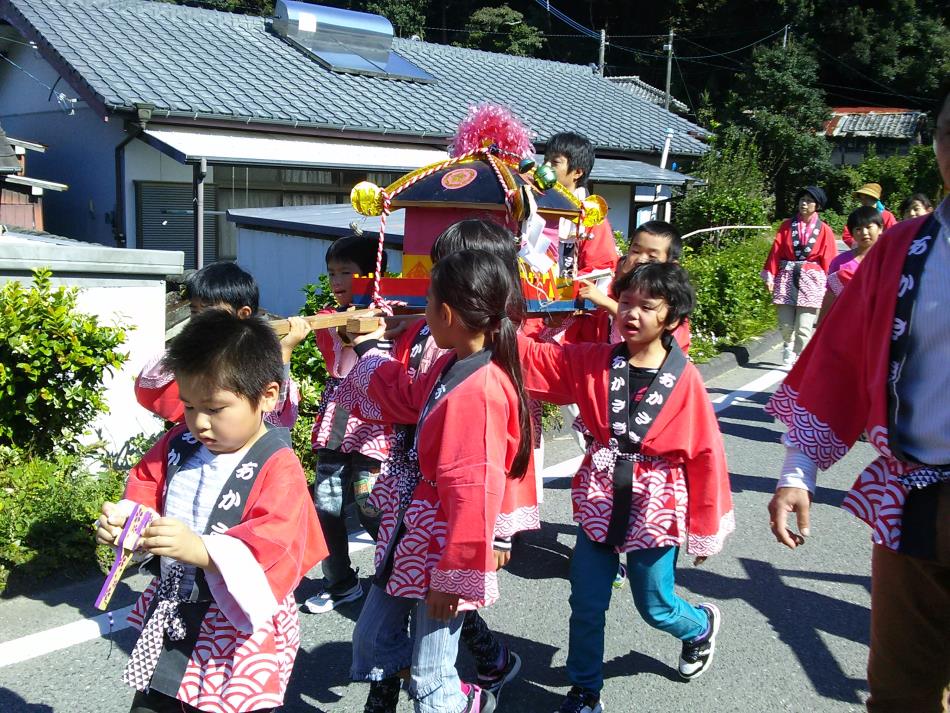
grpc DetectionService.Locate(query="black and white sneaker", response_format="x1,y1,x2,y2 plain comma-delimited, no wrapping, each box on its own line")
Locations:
678,603,721,680
555,686,603,713
476,648,522,705
300,580,364,614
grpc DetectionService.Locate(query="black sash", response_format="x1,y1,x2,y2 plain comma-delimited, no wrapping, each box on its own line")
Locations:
375,348,493,585
790,215,821,261
604,341,688,547
785,216,823,296
559,239,577,277
147,426,290,697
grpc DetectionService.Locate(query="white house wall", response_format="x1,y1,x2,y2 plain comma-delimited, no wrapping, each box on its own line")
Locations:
73,281,166,450
123,138,215,249
590,183,632,240
237,226,403,317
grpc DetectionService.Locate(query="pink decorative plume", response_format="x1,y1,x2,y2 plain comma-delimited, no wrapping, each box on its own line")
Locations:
449,103,536,158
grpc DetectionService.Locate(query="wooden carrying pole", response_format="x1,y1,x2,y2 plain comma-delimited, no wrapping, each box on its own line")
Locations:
269,309,423,337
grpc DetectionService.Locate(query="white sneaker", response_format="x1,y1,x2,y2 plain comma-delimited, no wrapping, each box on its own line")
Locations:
300,580,363,614
782,346,795,366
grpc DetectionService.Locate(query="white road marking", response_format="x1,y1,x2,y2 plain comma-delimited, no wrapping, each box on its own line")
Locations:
0,366,787,667
711,369,787,413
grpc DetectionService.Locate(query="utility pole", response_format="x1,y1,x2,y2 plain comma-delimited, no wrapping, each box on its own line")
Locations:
664,27,674,112
598,29,606,76
783,24,789,48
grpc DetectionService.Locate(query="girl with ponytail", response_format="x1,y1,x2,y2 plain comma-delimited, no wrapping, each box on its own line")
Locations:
334,246,533,713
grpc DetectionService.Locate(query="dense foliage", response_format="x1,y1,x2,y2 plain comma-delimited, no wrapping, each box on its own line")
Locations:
289,276,336,475
0,447,129,594
683,234,777,364
0,270,128,457
676,127,772,248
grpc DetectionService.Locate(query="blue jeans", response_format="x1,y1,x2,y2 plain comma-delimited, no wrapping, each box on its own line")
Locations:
313,449,381,594
351,585,467,713
567,526,708,692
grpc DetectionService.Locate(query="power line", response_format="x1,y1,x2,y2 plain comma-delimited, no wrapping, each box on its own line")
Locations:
674,27,787,59
673,53,695,114
531,0,599,39
812,44,930,105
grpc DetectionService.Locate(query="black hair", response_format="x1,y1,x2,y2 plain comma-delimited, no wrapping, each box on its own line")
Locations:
899,193,933,214
184,262,259,314
162,309,283,407
631,220,683,262
431,219,525,318
847,205,885,233
325,234,388,275
430,250,531,479
430,218,518,264
544,131,595,185
612,262,695,328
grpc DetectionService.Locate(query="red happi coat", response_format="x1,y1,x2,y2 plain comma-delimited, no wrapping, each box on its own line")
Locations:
762,217,838,308
311,307,390,460
134,354,299,429
518,337,734,556
335,348,521,609
765,214,937,551
124,425,327,712
391,319,540,538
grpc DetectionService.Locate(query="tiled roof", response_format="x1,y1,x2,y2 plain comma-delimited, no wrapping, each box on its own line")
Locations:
0,0,709,156
0,123,19,173
825,108,925,140
608,76,689,114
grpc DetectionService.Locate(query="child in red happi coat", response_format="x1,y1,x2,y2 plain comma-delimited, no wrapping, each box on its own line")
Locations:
519,262,734,713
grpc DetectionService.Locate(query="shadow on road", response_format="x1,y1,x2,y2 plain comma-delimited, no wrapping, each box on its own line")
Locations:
729,472,849,509
0,687,54,711
680,557,869,704
505,521,574,581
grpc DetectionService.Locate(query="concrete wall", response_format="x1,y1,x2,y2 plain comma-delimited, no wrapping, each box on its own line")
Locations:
237,226,403,317
590,183,631,239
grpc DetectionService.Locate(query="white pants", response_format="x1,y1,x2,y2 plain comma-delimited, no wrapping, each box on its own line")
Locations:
776,304,819,354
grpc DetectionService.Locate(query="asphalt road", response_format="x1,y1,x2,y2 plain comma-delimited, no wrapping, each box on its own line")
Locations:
0,344,877,713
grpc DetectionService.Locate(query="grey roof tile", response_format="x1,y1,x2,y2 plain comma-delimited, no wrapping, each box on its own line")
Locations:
4,0,709,156
828,110,925,140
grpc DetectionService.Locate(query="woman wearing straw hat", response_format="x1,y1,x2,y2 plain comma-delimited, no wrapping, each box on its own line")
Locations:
761,186,838,366
842,183,898,246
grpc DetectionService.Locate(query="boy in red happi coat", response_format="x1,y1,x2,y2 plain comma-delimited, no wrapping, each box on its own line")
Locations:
519,262,734,713
302,235,392,615
134,262,306,429
98,310,326,713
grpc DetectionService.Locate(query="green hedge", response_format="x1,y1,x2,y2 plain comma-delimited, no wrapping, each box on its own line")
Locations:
0,448,127,594
0,269,128,456
682,233,777,363
290,276,336,476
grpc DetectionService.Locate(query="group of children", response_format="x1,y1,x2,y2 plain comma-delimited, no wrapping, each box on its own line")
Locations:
94,106,947,713
762,180,937,366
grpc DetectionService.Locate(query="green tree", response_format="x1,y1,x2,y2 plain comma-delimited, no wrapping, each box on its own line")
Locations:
457,4,545,57
0,270,127,456
676,125,772,247
366,0,429,37
726,42,832,217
